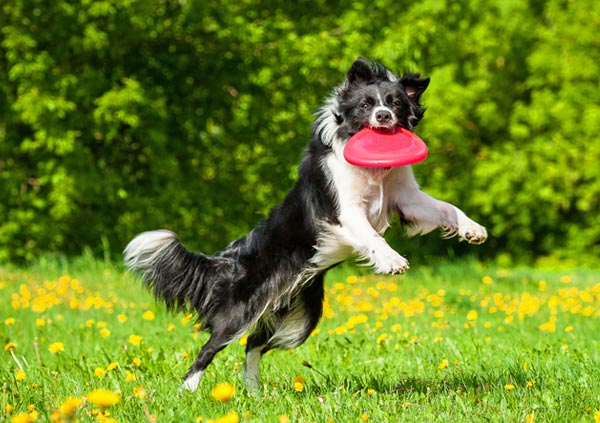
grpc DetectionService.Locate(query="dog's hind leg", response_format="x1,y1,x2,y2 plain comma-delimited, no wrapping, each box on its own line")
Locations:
243,276,324,391
244,331,271,392
181,317,248,392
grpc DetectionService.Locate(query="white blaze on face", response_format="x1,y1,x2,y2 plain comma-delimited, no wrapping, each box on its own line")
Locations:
369,88,397,128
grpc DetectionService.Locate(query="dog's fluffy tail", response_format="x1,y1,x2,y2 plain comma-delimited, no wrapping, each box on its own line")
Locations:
124,230,215,315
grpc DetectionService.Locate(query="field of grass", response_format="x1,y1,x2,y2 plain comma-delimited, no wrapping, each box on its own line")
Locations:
2,254,600,423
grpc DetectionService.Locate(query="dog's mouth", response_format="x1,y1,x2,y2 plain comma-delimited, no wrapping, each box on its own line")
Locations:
366,124,401,133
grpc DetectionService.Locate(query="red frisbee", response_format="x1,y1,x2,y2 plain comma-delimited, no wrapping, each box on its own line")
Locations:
343,127,428,167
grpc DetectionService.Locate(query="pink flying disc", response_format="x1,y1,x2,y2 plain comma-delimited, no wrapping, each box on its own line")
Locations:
343,127,428,167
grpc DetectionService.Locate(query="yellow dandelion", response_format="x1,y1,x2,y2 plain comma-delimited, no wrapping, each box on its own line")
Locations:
129,334,142,346
132,357,142,367
526,380,535,388
526,412,535,423
167,324,175,332
293,375,305,392
10,413,33,423
142,311,155,321
361,414,369,422
481,276,493,285
504,384,515,391
466,310,478,321
367,388,375,396
48,342,65,354
438,359,449,370
210,382,235,402
594,410,600,423
107,362,119,371
59,397,82,417
214,411,239,423
278,415,290,423
125,370,137,382
5,317,16,326
94,367,106,378
133,386,147,399
100,328,111,338
117,314,127,323
35,318,45,327
86,389,120,407
15,369,26,381
5,404,14,414
4,341,17,351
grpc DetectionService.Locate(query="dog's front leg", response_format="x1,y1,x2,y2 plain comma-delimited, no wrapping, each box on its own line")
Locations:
394,188,487,244
334,206,410,274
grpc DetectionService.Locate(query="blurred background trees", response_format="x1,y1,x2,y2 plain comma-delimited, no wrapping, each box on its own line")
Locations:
1,0,598,264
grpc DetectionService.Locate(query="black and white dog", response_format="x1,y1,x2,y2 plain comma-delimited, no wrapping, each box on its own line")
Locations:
124,57,487,392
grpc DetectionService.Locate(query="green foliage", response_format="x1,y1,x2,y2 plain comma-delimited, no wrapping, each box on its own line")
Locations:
0,0,598,262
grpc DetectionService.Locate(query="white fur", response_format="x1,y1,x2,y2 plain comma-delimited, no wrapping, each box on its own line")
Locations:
181,369,203,392
311,141,487,274
244,348,262,391
124,230,177,270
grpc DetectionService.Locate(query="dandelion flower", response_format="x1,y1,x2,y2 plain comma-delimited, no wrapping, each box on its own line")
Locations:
214,411,239,423
361,414,369,422
59,397,82,417
5,317,15,326
94,367,106,378
142,311,155,321
117,314,127,323
35,318,45,327
466,310,478,321
15,369,26,381
210,382,235,402
367,388,375,396
526,381,535,388
129,334,142,346
504,384,515,391
107,362,119,371
100,328,110,338
293,376,305,392
48,342,64,354
438,359,449,370
132,357,142,367
86,389,120,407
10,413,33,423
4,342,17,351
594,410,600,423
278,415,290,423
133,386,147,399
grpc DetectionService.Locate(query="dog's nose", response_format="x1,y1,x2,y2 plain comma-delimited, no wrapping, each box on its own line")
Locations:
375,110,392,123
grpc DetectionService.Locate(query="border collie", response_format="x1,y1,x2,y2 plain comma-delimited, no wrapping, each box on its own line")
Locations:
124,57,487,392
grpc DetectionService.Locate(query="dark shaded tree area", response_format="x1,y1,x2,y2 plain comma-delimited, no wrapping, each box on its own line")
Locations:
1,0,598,264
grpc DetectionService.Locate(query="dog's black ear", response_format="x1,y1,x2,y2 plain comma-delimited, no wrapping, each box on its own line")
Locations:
400,74,430,102
346,57,374,85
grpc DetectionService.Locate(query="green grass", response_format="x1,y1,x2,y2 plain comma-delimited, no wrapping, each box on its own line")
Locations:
2,255,600,423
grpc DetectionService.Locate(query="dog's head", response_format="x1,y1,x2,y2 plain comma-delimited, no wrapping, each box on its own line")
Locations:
316,58,430,146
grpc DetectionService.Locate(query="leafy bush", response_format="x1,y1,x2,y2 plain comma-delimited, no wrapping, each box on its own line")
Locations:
1,0,598,263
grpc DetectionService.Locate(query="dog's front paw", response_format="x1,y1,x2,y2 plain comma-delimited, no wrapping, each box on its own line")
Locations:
371,248,410,274
459,222,488,245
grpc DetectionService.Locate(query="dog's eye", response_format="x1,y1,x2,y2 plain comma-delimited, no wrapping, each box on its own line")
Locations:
360,102,371,110
391,100,402,108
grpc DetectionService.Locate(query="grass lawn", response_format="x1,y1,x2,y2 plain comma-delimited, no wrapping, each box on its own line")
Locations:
2,254,600,423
